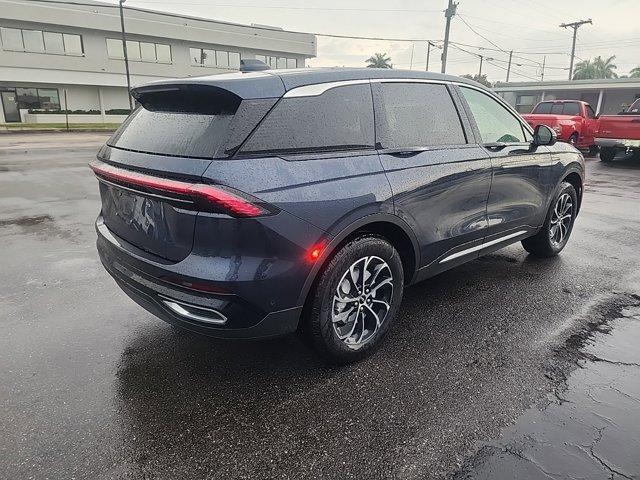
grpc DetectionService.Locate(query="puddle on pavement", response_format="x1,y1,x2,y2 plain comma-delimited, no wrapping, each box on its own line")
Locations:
455,294,640,480
0,214,79,242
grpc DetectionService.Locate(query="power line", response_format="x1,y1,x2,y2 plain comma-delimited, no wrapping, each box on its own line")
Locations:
128,1,442,13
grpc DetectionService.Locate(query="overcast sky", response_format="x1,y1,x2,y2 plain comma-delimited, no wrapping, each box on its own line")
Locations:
104,0,639,82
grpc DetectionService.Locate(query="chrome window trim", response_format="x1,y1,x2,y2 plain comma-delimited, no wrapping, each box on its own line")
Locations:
281,77,532,135
282,79,371,98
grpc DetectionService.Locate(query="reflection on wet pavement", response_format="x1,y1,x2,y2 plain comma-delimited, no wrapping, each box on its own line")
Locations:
456,297,640,480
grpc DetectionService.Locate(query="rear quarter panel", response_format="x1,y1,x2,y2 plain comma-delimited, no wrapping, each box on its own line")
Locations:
201,152,394,236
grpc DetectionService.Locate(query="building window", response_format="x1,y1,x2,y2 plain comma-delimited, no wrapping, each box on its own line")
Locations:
15,87,61,111
190,47,241,69
106,39,172,64
515,94,537,113
0,27,83,56
43,32,64,54
255,54,298,69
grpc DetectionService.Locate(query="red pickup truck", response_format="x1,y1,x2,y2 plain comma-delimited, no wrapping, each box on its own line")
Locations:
595,98,640,162
522,100,599,152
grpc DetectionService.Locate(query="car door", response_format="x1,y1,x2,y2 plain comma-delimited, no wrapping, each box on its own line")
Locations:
457,85,552,242
373,80,492,276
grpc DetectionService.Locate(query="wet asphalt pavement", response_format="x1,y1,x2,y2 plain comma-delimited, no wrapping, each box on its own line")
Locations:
1,133,640,479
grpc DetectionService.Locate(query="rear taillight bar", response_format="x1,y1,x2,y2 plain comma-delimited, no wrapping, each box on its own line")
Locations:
90,161,271,218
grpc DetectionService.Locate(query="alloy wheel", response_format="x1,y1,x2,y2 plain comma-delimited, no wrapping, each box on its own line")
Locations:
331,256,394,349
549,193,573,246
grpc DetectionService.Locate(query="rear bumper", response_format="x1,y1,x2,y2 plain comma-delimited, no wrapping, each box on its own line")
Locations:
595,137,640,148
96,216,317,339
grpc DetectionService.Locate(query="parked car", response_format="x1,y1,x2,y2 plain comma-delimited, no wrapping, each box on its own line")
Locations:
92,69,585,363
595,98,640,162
522,100,599,153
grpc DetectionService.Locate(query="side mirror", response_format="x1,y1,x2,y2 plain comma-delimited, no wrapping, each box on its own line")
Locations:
533,124,556,146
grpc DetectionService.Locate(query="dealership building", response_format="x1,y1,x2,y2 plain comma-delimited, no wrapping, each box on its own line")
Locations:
494,78,640,115
0,0,316,123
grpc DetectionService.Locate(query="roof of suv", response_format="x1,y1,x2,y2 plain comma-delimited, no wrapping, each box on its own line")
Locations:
132,68,488,100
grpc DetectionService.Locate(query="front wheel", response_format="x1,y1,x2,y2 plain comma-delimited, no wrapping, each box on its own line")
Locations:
303,235,404,364
522,182,577,258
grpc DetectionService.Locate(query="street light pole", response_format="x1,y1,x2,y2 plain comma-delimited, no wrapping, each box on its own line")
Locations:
119,0,133,111
426,41,432,71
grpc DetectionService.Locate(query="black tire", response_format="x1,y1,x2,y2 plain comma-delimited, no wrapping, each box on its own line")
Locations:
522,181,578,258
600,146,617,162
588,145,599,157
303,235,404,364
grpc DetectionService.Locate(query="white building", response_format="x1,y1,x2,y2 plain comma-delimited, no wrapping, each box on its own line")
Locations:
494,78,640,115
0,0,316,123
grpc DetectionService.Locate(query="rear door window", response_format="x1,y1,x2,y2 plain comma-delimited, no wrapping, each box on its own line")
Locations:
374,82,466,148
460,86,527,144
240,84,374,155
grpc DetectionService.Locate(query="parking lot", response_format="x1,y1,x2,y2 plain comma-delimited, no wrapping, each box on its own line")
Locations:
1,132,640,479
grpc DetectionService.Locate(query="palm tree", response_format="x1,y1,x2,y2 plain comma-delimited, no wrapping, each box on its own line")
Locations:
366,53,392,69
461,73,492,88
573,55,618,80
630,66,640,78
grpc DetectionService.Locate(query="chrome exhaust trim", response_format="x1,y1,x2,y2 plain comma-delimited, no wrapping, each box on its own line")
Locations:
159,296,228,325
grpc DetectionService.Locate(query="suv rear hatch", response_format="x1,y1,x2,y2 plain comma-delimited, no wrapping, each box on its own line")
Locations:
94,80,279,262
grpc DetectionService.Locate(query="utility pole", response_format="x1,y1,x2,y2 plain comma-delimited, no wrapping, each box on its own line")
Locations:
119,0,133,111
441,0,458,74
506,50,513,82
478,55,493,78
560,19,592,81
541,55,546,81
409,43,415,70
426,41,432,71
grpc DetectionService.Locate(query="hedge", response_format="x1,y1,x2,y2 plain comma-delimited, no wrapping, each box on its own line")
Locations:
27,109,131,115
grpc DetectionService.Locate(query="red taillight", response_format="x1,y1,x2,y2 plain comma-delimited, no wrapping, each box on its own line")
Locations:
90,161,270,217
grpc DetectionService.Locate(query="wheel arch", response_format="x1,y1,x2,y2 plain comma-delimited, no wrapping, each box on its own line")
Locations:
561,167,584,214
295,214,420,310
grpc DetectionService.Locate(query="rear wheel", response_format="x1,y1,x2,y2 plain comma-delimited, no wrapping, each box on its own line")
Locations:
600,146,617,162
304,235,404,364
522,182,577,258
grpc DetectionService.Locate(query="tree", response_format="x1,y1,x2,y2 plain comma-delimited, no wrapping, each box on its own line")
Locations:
366,53,392,69
630,66,640,78
461,73,492,88
573,55,618,80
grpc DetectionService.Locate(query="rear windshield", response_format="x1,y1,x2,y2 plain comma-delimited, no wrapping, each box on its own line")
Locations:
532,102,552,114
107,86,276,159
108,108,234,159
532,102,580,116
563,102,581,116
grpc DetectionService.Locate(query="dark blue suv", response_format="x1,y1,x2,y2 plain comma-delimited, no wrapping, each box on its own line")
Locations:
93,68,584,363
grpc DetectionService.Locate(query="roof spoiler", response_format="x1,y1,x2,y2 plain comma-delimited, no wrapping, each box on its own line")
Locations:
240,59,270,72
130,84,241,114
